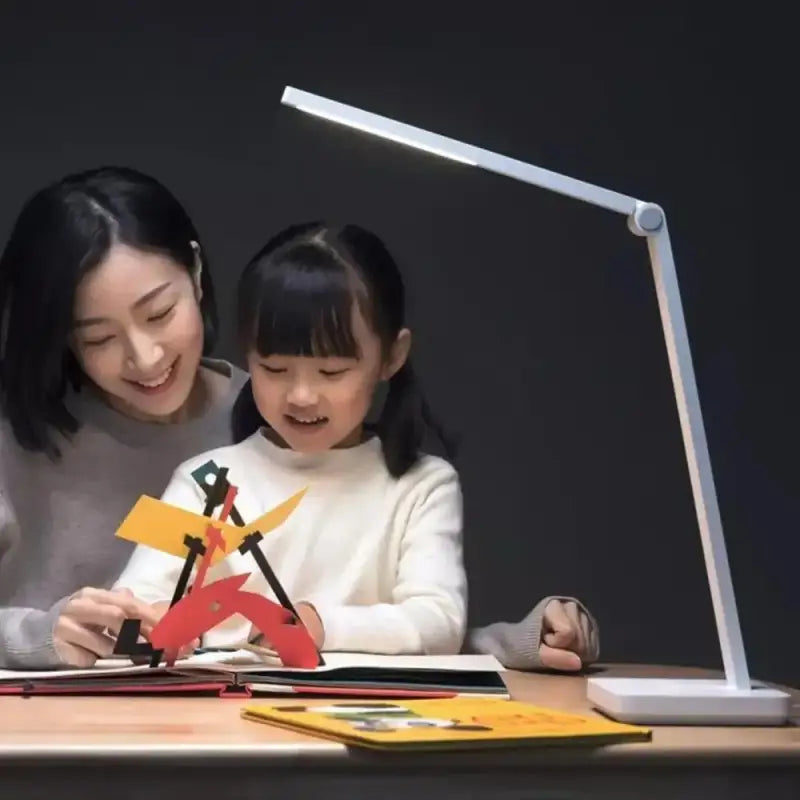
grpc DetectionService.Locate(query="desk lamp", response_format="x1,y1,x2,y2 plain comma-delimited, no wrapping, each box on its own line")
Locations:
279,85,790,725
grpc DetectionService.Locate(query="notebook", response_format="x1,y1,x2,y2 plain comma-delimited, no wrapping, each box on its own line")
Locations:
241,696,652,751
0,651,509,699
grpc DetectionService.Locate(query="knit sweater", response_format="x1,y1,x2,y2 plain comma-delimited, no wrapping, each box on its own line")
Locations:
113,430,467,653
0,359,248,668
114,429,599,664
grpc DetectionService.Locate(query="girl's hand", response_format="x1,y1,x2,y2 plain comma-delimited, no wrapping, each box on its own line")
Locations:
53,587,161,668
248,601,325,650
537,599,597,671
294,601,325,649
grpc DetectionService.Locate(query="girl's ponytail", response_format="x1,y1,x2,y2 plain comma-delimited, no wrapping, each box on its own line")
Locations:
375,360,456,477
231,378,263,444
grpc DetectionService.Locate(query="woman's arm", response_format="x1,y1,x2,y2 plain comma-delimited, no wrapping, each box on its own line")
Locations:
0,484,64,668
1,490,158,670
0,605,66,669
467,596,600,670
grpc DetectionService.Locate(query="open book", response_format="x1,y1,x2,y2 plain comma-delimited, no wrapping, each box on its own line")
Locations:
0,651,509,699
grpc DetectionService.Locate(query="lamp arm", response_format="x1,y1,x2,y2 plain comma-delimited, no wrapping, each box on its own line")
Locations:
626,203,749,690
282,87,636,215
281,85,752,690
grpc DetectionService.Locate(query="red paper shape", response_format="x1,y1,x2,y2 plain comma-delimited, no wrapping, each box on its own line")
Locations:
150,573,319,668
113,465,322,670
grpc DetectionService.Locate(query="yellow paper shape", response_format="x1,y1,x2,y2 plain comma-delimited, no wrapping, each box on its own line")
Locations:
115,488,307,564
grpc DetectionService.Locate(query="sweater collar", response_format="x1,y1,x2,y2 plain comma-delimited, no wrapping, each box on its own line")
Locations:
249,427,385,474
64,358,245,445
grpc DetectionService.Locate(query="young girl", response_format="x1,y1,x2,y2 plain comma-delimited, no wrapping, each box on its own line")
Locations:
114,222,467,654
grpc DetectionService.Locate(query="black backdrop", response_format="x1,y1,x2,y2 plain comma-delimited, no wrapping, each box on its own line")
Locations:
1,4,796,686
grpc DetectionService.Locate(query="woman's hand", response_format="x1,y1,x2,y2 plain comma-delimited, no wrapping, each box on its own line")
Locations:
537,599,598,671
53,587,161,668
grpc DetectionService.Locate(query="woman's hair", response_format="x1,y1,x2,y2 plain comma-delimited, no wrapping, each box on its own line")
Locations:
0,165,218,457
231,221,455,477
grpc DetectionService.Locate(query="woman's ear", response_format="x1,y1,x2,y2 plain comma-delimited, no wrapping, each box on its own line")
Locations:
189,240,203,301
382,328,411,380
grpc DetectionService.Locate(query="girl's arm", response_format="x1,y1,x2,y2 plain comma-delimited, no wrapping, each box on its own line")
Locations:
301,462,467,655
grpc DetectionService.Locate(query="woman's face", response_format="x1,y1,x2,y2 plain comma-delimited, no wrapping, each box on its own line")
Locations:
71,243,205,421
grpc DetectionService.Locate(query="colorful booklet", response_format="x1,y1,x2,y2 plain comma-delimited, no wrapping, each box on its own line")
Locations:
0,652,509,699
241,697,652,751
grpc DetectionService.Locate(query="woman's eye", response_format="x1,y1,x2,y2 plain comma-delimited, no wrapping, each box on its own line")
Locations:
261,365,287,374
148,304,175,322
320,368,348,377
82,335,114,347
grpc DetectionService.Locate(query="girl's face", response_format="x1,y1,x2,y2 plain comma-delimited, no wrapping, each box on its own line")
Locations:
248,301,409,452
71,243,205,421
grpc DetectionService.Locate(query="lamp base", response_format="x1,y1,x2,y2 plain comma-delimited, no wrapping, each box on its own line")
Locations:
586,677,791,726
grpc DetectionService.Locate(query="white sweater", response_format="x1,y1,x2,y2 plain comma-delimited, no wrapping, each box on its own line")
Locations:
113,430,467,655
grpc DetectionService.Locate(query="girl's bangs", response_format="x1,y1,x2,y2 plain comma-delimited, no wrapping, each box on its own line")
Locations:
250,254,360,359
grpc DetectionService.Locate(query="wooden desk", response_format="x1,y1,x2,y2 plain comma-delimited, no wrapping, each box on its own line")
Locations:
1,663,798,799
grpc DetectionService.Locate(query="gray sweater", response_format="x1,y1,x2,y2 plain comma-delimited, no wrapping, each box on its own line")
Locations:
0,359,596,670
0,359,248,668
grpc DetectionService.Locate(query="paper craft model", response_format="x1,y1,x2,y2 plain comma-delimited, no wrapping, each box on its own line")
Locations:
112,461,321,670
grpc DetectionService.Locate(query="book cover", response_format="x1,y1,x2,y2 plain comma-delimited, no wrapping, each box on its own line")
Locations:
240,697,652,751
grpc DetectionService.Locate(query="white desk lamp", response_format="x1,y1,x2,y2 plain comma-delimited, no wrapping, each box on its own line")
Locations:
279,85,790,725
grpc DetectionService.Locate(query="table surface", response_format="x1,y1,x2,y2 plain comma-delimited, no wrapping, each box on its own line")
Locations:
1,662,798,764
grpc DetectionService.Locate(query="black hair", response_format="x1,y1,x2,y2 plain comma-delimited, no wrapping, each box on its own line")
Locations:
231,222,455,477
0,165,218,457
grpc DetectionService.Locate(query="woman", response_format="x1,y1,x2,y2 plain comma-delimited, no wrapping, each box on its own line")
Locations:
0,165,598,671
0,166,247,668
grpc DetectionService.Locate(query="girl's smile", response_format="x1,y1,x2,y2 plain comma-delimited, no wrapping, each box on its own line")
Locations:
284,412,330,431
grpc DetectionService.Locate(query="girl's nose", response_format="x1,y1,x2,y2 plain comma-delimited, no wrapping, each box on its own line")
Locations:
287,380,319,407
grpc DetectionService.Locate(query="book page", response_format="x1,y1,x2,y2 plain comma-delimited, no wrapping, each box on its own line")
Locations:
0,661,156,681
0,649,259,681
0,651,503,681
308,653,505,672
212,652,506,674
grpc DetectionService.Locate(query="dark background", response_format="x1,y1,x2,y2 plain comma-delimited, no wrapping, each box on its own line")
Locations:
1,4,796,686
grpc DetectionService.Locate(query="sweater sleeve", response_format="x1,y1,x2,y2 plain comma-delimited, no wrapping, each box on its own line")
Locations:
0,475,67,669
0,603,69,669
111,466,205,603
466,596,600,670
304,463,467,655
